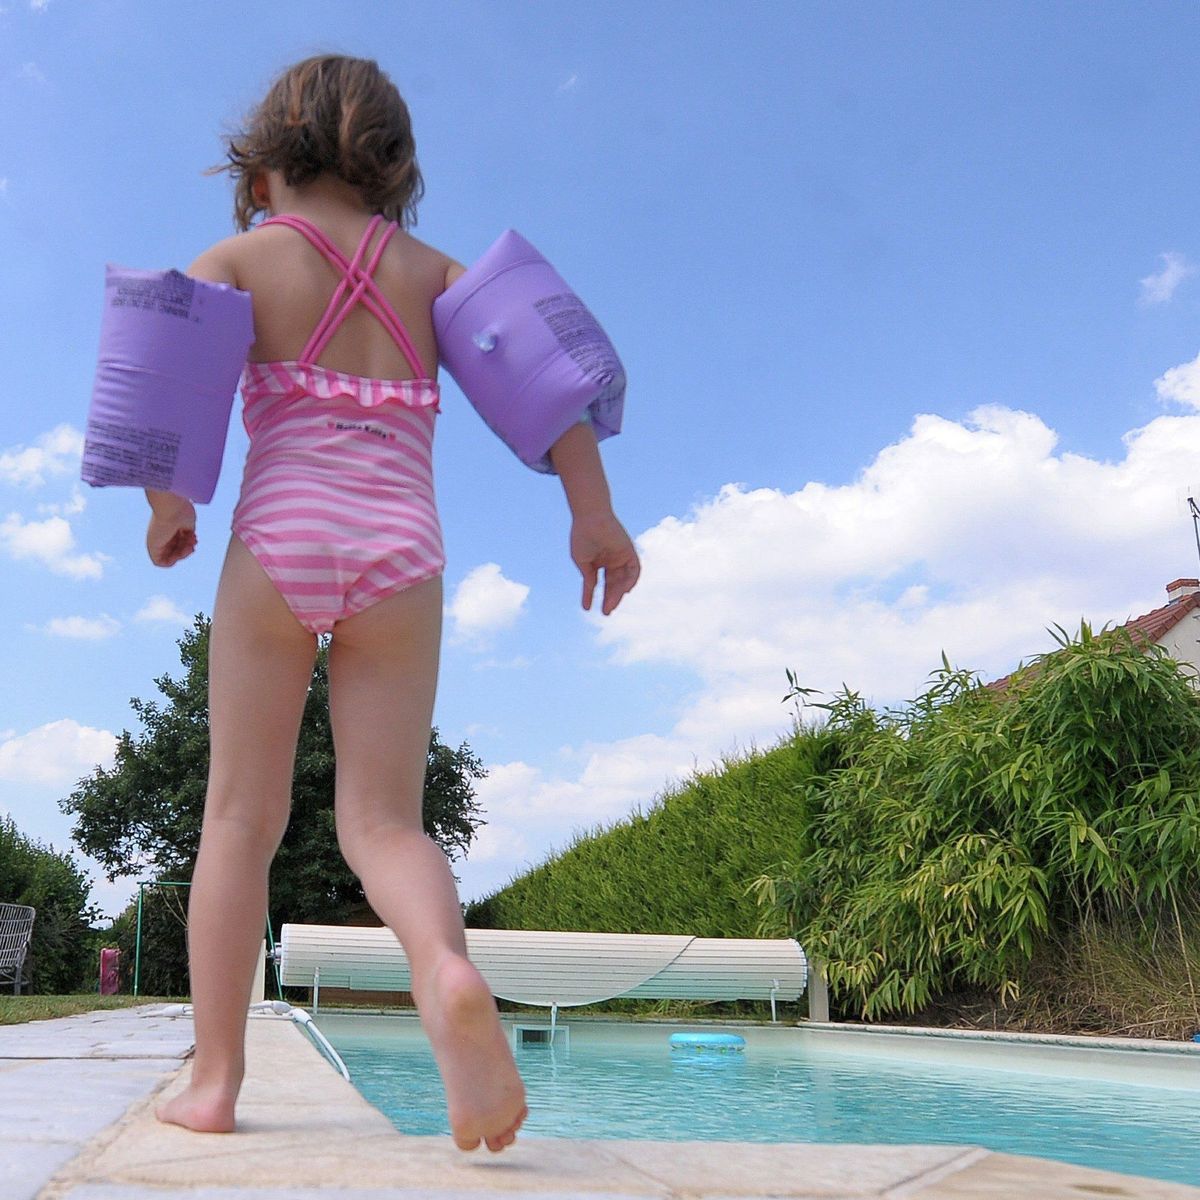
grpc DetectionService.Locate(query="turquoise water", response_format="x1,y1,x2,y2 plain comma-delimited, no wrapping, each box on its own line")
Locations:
320,1017,1200,1186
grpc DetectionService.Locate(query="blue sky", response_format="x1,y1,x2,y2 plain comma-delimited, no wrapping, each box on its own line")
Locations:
5,1,1200,920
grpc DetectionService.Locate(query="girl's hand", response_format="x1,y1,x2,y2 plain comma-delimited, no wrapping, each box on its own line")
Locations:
570,510,640,615
145,492,197,568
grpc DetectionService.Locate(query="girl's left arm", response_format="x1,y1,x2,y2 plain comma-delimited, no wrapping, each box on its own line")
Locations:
549,422,640,615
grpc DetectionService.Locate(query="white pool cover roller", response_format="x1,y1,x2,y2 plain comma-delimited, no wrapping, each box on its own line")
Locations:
82,266,254,503
433,231,625,473
279,925,808,1009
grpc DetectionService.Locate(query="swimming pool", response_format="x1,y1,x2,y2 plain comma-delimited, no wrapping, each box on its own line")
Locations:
316,1012,1200,1186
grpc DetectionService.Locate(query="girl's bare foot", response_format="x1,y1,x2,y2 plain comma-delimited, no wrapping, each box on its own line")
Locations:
417,954,527,1152
156,1080,238,1133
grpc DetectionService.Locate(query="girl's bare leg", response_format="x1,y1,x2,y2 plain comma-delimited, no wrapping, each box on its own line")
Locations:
327,576,526,1152
158,537,317,1132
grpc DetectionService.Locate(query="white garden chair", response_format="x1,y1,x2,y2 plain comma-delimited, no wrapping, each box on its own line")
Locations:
0,903,35,995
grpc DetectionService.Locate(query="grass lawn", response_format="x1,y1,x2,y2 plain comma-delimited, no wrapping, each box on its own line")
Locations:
0,994,182,1025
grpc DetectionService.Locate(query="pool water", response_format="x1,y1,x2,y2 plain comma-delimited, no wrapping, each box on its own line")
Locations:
318,1014,1200,1186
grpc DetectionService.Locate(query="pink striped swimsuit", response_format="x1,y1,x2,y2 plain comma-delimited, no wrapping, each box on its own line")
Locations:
232,213,444,635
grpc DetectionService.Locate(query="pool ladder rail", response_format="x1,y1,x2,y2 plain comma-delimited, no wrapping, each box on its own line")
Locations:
159,1000,351,1082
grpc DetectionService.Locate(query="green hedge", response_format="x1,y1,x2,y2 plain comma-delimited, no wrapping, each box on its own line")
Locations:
466,731,832,936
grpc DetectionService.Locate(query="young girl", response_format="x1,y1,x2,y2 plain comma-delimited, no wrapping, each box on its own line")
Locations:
147,55,641,1153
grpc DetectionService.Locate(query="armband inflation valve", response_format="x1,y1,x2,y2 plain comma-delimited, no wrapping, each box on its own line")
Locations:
434,230,625,473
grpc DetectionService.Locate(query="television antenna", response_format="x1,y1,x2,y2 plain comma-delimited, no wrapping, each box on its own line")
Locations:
1189,496,1200,573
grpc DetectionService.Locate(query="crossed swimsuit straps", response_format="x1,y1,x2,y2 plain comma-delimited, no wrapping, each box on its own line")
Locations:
232,214,445,635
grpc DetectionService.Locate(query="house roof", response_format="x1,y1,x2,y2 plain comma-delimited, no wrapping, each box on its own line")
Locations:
987,579,1200,692
1121,588,1200,645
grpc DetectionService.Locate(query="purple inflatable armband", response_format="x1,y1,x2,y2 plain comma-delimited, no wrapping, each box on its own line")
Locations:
82,266,254,504
433,231,625,473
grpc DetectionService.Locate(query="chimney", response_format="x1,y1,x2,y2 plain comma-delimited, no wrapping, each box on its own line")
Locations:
1166,578,1200,603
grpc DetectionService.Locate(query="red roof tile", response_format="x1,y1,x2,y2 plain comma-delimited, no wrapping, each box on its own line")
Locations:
987,587,1200,692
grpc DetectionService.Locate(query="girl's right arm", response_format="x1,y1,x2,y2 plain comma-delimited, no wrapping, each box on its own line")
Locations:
145,489,197,567
143,239,243,568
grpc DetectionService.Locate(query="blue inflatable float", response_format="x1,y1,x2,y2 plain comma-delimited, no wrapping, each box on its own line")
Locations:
668,1032,746,1054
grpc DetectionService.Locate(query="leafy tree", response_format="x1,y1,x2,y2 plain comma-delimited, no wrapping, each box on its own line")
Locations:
62,616,487,957
0,816,97,992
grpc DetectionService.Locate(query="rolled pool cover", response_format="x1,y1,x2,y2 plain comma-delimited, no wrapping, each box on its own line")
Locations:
82,266,254,503
433,230,625,473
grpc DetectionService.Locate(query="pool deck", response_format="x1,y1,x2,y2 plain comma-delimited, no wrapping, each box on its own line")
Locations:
3,1005,1199,1200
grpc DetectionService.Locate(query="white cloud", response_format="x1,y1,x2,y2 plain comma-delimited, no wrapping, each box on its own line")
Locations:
458,371,1200,902
448,563,530,643
17,61,46,83
41,615,121,640
1140,251,1195,306
28,1,49,13
1155,352,1200,408
89,876,139,921
476,655,531,670
0,513,105,579
464,821,533,867
0,424,84,488
0,178,8,199
38,485,87,517
557,73,579,93
0,720,116,786
461,737,699,897
597,404,1200,683
134,594,190,626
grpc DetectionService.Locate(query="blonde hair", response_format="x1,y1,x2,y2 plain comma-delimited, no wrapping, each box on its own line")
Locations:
213,55,424,231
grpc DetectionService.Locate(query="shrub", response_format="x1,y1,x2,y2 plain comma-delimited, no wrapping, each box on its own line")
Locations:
753,626,1200,1022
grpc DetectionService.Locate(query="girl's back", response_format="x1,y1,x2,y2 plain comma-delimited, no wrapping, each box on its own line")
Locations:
232,213,452,380
208,190,449,639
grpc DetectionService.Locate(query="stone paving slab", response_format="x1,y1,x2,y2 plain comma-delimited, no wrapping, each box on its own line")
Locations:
0,1007,194,1200
907,1153,1200,1199
597,1142,980,1197
0,1138,82,1200
0,1008,194,1059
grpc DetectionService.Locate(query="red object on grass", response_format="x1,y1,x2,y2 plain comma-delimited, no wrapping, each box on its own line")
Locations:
99,947,120,995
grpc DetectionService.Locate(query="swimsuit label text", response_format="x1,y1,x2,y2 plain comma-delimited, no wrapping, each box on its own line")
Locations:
328,420,395,441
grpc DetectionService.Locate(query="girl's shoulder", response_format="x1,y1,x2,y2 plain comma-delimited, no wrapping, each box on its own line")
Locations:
186,232,245,288
395,230,466,292
188,224,465,293
401,234,465,291
187,224,326,289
